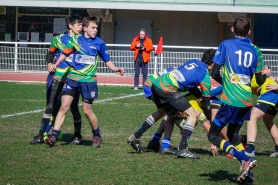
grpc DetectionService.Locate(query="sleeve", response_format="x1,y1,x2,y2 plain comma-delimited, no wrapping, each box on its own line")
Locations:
144,38,154,53
210,85,223,97
211,63,223,84
62,37,75,56
130,38,137,51
212,42,225,66
98,42,111,62
254,45,265,73
48,37,58,53
199,71,211,97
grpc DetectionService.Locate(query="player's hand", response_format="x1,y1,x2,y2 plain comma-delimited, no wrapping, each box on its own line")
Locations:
210,144,218,156
266,84,278,91
197,97,203,103
115,68,125,76
48,63,55,73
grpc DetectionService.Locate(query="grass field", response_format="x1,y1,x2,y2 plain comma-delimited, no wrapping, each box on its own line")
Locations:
0,81,277,185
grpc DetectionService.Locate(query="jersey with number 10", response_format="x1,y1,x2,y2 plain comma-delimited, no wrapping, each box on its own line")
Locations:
213,37,264,107
154,59,211,97
62,34,110,82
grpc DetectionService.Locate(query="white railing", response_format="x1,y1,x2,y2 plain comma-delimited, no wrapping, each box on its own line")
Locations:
0,41,278,77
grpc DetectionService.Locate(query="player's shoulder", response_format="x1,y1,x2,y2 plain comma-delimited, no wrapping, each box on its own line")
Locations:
94,36,106,44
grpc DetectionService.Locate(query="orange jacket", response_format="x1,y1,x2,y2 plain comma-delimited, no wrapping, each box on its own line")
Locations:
130,34,153,62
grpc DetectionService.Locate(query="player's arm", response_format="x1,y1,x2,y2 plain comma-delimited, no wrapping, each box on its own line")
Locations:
46,37,58,72
129,38,138,51
54,37,75,68
100,43,125,76
144,39,154,53
254,45,266,86
211,63,222,84
200,72,212,122
211,43,225,85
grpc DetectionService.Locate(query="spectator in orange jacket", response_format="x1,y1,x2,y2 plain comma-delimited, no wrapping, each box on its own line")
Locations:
130,29,153,90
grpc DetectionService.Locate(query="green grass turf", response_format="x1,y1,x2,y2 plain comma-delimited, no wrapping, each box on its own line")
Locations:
0,82,277,184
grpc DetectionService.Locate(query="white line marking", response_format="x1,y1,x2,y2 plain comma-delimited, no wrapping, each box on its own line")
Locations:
0,93,144,119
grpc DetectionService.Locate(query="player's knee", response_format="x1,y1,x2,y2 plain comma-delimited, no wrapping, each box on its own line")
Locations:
44,105,54,114
82,108,92,117
207,132,219,145
228,133,241,145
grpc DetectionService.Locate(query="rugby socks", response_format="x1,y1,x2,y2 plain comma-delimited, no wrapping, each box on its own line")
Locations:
240,135,247,145
52,129,60,139
161,138,171,149
275,145,278,152
92,127,101,137
39,118,50,136
44,116,55,134
220,140,249,161
151,132,162,144
74,119,82,137
134,116,155,139
245,141,255,155
179,124,194,150
235,143,245,151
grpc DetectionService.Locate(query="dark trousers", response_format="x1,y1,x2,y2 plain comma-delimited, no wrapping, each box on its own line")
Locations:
134,59,148,88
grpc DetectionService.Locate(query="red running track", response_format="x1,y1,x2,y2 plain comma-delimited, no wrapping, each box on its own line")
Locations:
0,72,220,87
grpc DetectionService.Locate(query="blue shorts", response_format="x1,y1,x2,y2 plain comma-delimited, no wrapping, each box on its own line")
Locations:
211,96,221,108
214,103,251,126
257,91,278,107
143,85,152,99
46,72,55,104
63,78,98,100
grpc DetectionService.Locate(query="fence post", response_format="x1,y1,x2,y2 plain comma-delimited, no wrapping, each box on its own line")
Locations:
160,53,163,71
153,46,157,74
14,43,18,72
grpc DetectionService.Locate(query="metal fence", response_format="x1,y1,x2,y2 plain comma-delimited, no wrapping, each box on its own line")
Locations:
0,42,278,77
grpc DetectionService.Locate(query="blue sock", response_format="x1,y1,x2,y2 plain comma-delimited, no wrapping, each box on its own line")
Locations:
52,129,60,138
161,137,171,149
228,147,250,161
245,142,255,154
275,145,278,152
92,127,100,137
151,132,162,144
221,140,249,161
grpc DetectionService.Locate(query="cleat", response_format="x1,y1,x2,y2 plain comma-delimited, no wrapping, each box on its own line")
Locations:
234,172,254,185
57,131,63,141
174,147,199,159
43,132,48,141
270,151,278,157
30,134,44,144
92,134,102,148
45,136,57,147
127,134,144,153
159,147,176,155
227,153,233,158
147,140,160,152
70,135,83,145
235,159,257,182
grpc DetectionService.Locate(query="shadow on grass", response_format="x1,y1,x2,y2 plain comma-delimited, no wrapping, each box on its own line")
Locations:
199,170,236,183
60,133,92,146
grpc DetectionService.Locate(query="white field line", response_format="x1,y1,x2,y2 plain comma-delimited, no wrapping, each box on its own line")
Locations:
0,80,134,86
0,92,144,119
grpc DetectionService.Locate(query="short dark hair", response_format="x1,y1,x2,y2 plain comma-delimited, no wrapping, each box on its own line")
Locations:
201,49,216,65
233,16,250,37
82,16,100,27
140,29,146,33
66,14,82,30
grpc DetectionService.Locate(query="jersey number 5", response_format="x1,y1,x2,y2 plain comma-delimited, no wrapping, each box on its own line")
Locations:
235,50,253,68
184,63,198,70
